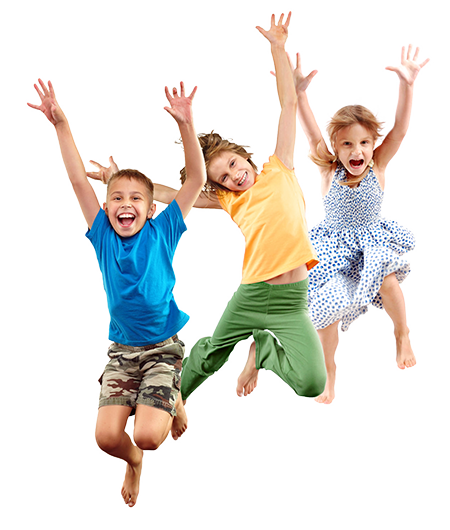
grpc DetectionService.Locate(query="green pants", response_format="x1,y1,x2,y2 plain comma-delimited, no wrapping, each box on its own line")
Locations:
181,279,326,400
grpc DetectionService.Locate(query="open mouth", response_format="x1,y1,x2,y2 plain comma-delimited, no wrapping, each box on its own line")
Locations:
349,159,364,169
118,213,135,227
238,172,247,186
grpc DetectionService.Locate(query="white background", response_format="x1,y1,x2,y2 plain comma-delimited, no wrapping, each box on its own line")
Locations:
4,3,448,516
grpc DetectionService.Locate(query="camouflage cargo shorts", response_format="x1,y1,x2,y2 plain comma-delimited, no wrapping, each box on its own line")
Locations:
99,335,185,416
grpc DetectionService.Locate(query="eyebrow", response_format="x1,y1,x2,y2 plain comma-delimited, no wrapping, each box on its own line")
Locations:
110,190,145,196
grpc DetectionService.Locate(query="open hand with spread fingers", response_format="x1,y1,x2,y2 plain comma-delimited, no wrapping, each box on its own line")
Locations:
256,12,291,47
87,156,119,184
27,79,66,126
164,82,197,125
386,45,430,86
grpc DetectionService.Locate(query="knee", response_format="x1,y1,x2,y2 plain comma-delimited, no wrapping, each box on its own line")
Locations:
133,429,165,451
289,366,327,398
95,427,123,454
379,273,398,295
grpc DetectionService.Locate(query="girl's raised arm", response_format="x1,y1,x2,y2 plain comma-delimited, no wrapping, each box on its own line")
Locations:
292,53,330,165
257,13,296,169
375,45,429,171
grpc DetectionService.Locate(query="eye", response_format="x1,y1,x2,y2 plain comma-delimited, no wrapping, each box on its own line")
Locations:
221,175,228,183
230,160,235,167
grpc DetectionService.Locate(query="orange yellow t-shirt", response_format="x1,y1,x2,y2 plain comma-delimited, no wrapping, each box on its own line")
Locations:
218,155,318,284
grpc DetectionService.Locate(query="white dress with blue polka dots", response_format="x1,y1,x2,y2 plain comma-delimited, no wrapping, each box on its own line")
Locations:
308,164,415,331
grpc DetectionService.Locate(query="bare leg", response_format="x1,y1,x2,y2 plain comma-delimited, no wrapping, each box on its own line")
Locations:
236,341,259,397
379,273,416,369
95,406,143,508
171,392,188,440
315,321,339,404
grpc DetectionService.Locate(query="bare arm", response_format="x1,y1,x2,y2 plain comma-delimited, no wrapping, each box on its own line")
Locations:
375,45,429,170
28,80,100,228
257,13,296,169
154,183,222,209
164,82,207,218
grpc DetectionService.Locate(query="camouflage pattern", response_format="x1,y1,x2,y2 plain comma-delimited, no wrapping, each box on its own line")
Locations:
99,335,185,416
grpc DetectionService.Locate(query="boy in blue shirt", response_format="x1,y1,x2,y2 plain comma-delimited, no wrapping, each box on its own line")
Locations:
28,80,206,508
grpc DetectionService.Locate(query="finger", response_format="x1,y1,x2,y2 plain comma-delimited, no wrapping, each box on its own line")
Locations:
295,52,300,70
48,80,57,101
419,57,430,68
188,85,198,99
172,87,178,97
400,46,406,63
406,44,413,61
179,81,185,98
284,11,291,28
33,83,45,102
89,160,104,169
86,172,101,180
38,78,50,97
277,13,284,26
164,106,176,117
164,86,173,102
255,26,268,37
307,70,318,83
271,13,275,27
27,102,41,110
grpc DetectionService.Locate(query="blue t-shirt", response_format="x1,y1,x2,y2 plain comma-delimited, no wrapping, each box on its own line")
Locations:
86,200,189,346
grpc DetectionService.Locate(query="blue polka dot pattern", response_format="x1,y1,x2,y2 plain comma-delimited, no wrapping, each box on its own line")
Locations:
308,165,415,331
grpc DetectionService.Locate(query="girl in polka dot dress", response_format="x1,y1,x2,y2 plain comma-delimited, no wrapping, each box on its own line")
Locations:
293,45,429,403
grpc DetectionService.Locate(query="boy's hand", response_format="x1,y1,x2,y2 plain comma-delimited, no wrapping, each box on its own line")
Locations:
256,12,291,48
164,82,197,125
27,79,66,126
87,156,119,184
386,45,429,86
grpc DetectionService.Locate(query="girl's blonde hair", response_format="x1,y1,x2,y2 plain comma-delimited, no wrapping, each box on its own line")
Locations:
311,105,384,186
180,132,258,195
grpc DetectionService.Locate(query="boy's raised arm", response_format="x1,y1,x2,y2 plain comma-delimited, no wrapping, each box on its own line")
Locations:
28,80,100,228
164,82,207,218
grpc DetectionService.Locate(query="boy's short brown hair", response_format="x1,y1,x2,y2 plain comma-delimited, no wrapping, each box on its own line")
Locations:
107,169,154,202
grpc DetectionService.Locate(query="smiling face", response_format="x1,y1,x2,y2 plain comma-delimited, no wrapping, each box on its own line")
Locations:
207,151,257,192
104,177,156,237
334,123,375,177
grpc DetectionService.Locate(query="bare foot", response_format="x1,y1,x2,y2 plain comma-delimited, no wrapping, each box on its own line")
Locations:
396,333,416,369
315,368,336,405
121,447,143,508
236,341,259,397
171,393,188,440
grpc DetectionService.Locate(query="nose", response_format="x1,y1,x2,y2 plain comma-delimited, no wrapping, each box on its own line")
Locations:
121,203,131,209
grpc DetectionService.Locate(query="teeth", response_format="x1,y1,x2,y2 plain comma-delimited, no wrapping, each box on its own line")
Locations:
238,172,247,185
119,213,135,218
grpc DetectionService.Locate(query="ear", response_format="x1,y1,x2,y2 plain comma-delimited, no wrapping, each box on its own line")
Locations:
103,202,108,214
147,203,157,219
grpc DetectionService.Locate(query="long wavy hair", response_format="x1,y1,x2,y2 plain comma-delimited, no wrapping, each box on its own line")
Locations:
311,105,384,186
